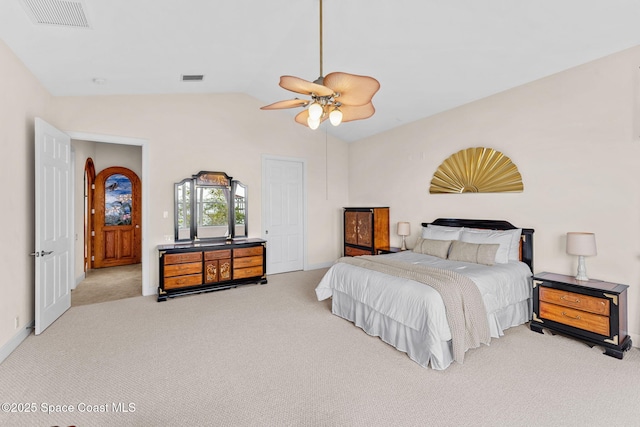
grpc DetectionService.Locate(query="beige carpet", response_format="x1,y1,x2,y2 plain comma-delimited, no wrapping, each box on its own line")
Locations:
72,263,142,306
1,268,639,426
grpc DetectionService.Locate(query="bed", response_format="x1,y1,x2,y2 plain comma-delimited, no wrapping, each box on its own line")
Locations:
315,218,535,370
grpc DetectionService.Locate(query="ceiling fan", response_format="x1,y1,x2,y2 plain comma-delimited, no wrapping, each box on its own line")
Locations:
260,0,380,130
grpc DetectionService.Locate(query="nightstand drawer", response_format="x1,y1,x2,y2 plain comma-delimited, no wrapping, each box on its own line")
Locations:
539,287,609,316
539,302,610,336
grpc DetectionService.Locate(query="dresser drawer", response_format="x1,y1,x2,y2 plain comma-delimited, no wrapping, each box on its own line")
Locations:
233,266,263,279
539,286,609,316
164,252,202,265
234,246,263,258
164,273,202,289
345,246,372,256
205,249,231,260
234,255,263,269
539,302,610,336
164,262,202,278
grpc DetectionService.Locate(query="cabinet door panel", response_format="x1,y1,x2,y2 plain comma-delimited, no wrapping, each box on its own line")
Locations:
344,211,358,245
357,212,373,247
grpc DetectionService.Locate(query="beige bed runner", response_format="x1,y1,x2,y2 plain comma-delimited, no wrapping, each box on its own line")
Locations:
337,256,490,364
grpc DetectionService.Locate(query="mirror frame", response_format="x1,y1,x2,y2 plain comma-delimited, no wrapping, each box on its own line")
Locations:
231,180,248,239
174,177,194,241
174,171,249,242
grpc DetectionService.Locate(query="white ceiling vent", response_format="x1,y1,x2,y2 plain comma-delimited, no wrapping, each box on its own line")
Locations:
181,75,205,82
20,0,91,28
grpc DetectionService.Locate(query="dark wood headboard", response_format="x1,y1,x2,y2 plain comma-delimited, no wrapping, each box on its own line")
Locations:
421,218,534,272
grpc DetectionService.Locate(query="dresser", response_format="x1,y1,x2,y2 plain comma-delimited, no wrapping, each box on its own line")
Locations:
343,207,390,256
157,238,267,301
531,272,632,359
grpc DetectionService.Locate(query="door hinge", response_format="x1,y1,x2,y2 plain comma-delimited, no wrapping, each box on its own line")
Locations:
91,256,94,261
91,184,95,190
91,209,95,215
91,231,95,237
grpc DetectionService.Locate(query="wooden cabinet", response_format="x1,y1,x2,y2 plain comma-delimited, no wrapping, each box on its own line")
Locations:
343,207,389,256
158,238,266,301
204,250,231,284
531,272,632,359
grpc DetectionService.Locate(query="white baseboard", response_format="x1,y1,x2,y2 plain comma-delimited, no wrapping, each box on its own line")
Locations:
0,321,34,365
630,332,639,349
73,272,86,290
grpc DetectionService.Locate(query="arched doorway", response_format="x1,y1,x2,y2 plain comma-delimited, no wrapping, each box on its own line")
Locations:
93,166,141,268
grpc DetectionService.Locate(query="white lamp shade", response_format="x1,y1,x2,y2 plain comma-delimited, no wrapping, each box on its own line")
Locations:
307,117,321,130
566,232,597,256
397,222,411,236
329,108,343,126
308,102,324,120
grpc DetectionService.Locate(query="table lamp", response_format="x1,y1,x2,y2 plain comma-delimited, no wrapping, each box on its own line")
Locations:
397,222,410,251
566,232,597,281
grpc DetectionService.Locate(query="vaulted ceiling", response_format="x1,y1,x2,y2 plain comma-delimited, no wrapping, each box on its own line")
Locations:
2,0,640,142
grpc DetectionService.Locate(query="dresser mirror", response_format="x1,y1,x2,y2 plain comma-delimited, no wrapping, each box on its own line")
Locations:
174,171,248,241
232,181,247,238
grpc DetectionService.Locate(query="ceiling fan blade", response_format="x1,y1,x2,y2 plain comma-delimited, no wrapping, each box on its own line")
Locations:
338,102,376,123
294,109,329,127
323,72,380,106
260,99,309,110
279,75,334,97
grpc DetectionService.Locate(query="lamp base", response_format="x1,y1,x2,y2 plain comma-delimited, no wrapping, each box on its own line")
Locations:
575,255,589,281
400,236,407,251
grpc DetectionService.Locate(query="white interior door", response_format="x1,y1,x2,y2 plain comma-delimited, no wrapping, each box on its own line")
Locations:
263,157,304,274
34,118,73,335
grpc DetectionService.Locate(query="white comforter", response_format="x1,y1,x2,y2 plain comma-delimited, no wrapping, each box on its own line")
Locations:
315,251,532,367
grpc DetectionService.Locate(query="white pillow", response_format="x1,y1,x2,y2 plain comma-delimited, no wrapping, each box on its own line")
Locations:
422,224,464,241
460,229,516,264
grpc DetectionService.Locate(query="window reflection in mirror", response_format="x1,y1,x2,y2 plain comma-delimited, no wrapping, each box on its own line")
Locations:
174,172,248,242
175,178,192,240
196,186,230,239
233,181,247,238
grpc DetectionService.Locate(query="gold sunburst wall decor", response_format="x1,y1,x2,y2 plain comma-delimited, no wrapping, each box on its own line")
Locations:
429,147,524,194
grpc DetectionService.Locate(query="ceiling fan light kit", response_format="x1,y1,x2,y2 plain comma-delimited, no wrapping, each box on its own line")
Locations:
261,0,379,130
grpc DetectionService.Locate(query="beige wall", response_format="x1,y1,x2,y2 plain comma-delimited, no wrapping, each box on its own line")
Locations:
349,45,640,345
0,40,50,351
46,92,350,296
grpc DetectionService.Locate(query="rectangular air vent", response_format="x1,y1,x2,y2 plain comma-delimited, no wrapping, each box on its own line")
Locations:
181,75,205,82
21,0,91,28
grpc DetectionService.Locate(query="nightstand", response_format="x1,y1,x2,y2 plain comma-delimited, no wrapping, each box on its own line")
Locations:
376,247,404,255
531,272,632,359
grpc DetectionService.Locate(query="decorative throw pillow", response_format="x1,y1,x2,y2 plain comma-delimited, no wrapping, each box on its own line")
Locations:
413,238,452,259
459,229,514,264
448,240,499,266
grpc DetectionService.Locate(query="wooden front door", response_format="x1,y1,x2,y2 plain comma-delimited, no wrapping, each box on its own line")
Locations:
93,166,141,268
